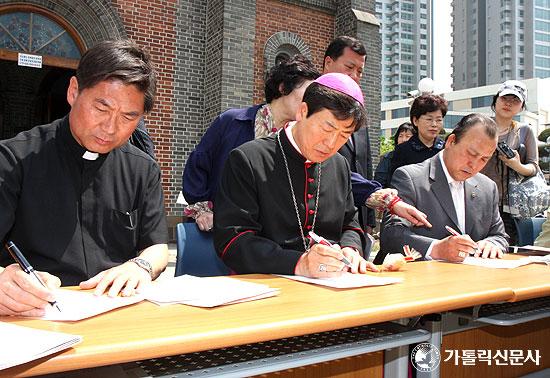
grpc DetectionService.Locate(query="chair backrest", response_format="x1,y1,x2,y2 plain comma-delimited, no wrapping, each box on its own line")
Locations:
513,217,546,246
175,223,230,277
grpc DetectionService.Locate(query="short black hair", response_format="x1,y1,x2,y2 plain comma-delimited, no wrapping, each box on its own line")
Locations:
323,36,366,70
264,55,320,103
302,82,366,132
410,94,448,130
448,113,497,143
393,122,415,145
76,39,157,113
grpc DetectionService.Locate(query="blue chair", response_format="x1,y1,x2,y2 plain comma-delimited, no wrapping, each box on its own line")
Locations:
513,217,546,246
175,223,230,277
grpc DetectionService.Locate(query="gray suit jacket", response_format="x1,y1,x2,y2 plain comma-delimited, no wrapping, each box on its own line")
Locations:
377,153,508,263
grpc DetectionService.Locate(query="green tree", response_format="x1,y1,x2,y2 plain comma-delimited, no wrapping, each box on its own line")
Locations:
538,128,550,143
380,136,394,157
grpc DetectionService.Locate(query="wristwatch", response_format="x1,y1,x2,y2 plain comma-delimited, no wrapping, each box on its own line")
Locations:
129,257,153,279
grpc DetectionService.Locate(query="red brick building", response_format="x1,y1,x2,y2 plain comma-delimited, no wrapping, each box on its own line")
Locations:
0,0,381,237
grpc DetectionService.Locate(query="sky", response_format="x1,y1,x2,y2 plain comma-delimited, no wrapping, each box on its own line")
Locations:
432,0,453,93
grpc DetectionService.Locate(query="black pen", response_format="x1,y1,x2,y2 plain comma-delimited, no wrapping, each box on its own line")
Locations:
4,241,62,312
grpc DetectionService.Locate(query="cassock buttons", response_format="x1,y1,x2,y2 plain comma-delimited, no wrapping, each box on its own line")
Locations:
307,193,314,199
309,209,315,215
306,225,312,230
308,178,314,183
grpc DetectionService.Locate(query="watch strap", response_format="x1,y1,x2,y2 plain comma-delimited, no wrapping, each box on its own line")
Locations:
129,257,153,279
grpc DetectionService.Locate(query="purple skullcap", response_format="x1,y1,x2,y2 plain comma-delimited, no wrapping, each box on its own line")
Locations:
314,73,364,106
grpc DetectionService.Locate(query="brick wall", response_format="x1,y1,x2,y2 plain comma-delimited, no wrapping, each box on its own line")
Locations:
112,0,179,216
254,0,335,104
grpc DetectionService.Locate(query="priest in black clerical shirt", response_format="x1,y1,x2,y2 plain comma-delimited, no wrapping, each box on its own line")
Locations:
214,73,431,278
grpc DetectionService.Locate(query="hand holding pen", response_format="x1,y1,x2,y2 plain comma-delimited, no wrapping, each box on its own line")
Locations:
444,225,479,260
308,232,379,274
0,241,62,316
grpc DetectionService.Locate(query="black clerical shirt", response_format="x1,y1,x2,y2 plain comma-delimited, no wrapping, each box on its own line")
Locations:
0,116,168,285
213,128,365,274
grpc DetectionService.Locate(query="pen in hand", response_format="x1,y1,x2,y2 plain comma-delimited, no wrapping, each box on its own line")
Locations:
444,226,478,255
308,231,352,267
4,241,62,312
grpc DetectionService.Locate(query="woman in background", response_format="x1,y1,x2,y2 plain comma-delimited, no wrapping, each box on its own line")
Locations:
389,94,448,182
374,122,414,188
182,56,320,231
481,80,538,244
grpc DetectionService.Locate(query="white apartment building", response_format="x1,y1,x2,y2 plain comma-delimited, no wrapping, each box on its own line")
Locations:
376,0,433,101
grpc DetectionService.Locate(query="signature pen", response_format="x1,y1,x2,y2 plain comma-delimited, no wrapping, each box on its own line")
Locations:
444,225,478,255
308,231,352,267
4,241,62,312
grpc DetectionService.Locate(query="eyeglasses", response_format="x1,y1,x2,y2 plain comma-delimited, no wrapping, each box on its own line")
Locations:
419,116,443,125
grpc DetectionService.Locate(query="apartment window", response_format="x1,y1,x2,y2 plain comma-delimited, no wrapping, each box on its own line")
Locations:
420,24,427,30
519,34,524,41
535,0,550,7
401,33,413,40
402,23,413,33
519,69,525,76
535,32,550,42
402,13,413,20
402,65,414,73
536,56,550,68
519,21,524,29
420,54,427,60
535,8,550,19
472,95,493,108
402,3,414,12
392,107,409,118
519,57,524,64
420,44,427,50
420,65,427,71
421,34,427,40
535,68,550,78
420,3,427,9
420,13,427,19
401,53,414,60
536,44,550,55
402,75,414,84
536,20,550,33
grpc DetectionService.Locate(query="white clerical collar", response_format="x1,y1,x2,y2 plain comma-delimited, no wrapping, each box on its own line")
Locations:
82,151,99,160
439,151,463,186
284,122,312,163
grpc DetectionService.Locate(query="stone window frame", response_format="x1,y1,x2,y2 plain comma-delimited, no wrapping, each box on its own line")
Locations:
264,31,312,71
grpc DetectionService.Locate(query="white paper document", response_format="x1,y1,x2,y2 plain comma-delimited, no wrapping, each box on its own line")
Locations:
278,272,403,289
461,255,550,269
31,276,279,321
41,289,144,321
0,322,82,370
142,275,279,307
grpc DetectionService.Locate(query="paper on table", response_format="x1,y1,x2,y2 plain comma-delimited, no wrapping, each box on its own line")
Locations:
0,322,82,370
41,289,144,321
142,275,279,307
278,272,402,289
461,255,550,269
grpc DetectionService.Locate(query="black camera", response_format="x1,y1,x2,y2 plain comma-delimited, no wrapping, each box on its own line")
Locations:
497,141,515,159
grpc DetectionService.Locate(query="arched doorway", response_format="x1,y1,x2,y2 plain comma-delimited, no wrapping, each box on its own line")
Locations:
0,6,83,139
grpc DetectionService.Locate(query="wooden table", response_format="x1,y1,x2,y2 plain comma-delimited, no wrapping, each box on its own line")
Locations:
0,259,546,377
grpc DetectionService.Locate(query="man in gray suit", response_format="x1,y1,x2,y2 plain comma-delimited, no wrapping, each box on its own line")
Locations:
378,113,508,263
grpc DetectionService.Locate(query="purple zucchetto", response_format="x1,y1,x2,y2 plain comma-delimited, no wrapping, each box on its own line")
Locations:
314,73,364,106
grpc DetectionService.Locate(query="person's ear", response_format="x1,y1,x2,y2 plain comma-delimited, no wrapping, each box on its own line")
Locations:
295,102,308,121
446,133,456,148
323,56,333,71
66,77,79,107
411,116,419,127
